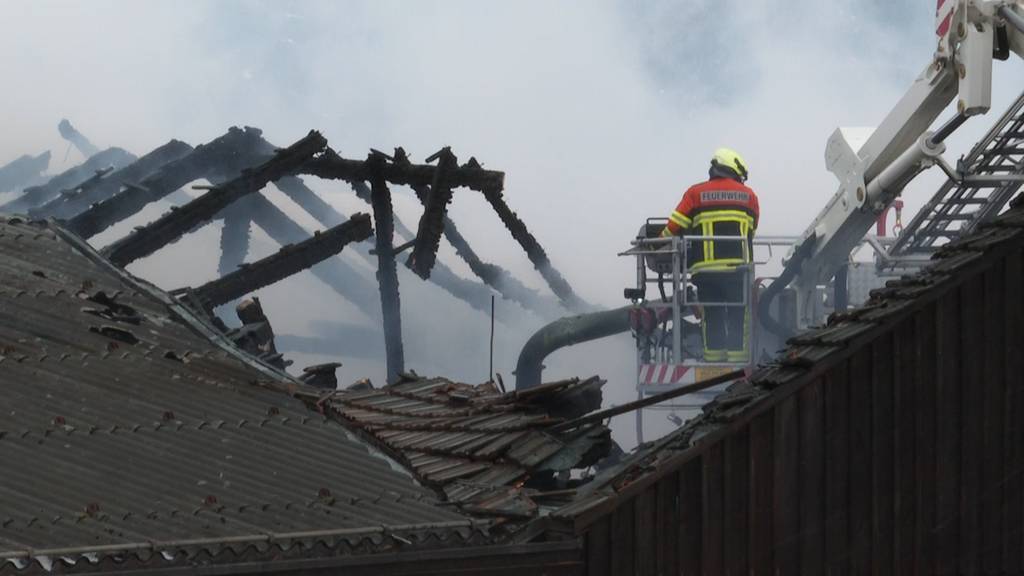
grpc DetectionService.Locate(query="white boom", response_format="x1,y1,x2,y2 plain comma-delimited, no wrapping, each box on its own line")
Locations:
785,0,1024,328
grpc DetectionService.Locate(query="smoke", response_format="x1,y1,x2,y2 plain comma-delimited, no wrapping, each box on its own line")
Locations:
2,0,1020,446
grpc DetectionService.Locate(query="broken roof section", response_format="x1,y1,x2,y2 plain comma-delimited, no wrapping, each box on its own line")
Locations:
17,125,584,383
0,216,486,574
0,148,136,214
319,376,611,520
0,152,50,194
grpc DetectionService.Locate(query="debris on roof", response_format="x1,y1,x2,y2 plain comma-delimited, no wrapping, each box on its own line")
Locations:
316,375,612,521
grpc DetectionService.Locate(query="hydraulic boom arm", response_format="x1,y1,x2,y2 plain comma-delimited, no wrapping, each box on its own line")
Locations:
773,0,1024,330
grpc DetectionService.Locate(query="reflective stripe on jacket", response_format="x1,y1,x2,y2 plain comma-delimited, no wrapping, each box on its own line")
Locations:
661,178,760,272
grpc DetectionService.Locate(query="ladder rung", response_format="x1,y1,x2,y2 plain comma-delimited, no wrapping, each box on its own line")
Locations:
937,198,988,205
931,213,977,221
958,182,1013,189
975,165,1024,174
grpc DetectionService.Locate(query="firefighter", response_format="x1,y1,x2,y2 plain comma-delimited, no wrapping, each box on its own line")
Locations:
661,148,759,363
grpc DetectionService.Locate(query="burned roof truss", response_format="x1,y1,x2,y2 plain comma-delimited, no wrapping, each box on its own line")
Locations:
0,123,586,383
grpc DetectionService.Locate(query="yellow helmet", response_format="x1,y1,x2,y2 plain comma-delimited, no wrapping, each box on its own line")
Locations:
711,147,748,181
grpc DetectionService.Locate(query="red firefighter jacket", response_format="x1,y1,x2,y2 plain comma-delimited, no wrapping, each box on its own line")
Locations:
661,178,760,272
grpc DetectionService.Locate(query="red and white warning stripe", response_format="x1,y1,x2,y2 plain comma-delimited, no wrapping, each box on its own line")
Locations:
936,0,956,39
639,364,691,385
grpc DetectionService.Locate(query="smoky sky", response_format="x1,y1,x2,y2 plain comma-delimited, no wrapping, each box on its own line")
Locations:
2,0,1021,446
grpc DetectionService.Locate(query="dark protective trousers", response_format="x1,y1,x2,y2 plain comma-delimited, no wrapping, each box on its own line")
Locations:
693,270,748,362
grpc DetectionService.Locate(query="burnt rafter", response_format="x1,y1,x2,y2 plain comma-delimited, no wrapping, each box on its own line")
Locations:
367,151,405,384
217,203,254,278
191,213,372,309
307,146,585,314
407,147,458,279
4,127,584,384
244,194,383,318
1,147,136,214
51,166,115,209
101,131,328,267
279,177,497,313
483,185,587,311
32,139,194,220
66,127,271,239
42,129,577,317
388,149,558,315
302,146,505,192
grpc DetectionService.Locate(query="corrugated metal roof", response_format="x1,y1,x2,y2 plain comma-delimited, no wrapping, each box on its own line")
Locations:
0,217,477,573
324,376,610,518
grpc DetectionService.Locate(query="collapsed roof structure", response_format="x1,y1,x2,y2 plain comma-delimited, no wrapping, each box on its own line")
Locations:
1,124,586,385
0,214,597,575
0,123,608,574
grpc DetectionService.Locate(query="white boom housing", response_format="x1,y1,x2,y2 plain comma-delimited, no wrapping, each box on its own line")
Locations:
786,0,1024,328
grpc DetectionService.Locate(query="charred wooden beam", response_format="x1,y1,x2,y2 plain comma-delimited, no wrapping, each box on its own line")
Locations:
32,140,194,220
280,175,498,314
1,148,136,213
0,151,50,194
299,362,342,389
32,167,117,218
482,184,588,312
302,147,504,192
191,213,372,308
218,204,253,278
233,297,285,370
101,131,327,266
244,193,382,319
388,149,560,315
440,216,565,317
66,127,271,239
407,147,457,279
57,119,100,158
367,152,405,384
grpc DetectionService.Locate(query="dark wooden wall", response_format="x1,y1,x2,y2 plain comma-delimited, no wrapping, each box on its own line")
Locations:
581,245,1024,575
